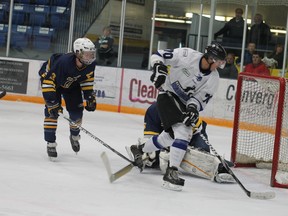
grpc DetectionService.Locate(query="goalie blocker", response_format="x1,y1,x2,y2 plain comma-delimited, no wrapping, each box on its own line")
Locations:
158,146,235,183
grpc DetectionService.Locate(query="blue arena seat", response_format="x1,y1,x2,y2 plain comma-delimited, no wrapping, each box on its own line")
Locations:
50,6,70,29
29,5,50,27
15,0,31,3
13,4,29,25
53,0,70,7
11,25,33,48
34,0,50,5
0,2,9,23
32,26,54,50
0,24,8,47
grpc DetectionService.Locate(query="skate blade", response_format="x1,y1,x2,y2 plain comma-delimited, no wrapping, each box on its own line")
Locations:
162,181,183,191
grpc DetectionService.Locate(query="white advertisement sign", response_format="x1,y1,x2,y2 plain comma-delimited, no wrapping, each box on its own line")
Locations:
1,57,239,122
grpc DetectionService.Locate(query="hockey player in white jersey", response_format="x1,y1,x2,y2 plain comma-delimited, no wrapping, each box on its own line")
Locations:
128,42,227,191
138,102,235,185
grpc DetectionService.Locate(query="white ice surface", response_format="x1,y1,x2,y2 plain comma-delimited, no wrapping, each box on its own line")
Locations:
0,100,287,216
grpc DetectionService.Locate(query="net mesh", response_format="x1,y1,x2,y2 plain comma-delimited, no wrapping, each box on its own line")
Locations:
234,76,288,185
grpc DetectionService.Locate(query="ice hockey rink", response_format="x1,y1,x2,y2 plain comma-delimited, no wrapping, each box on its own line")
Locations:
0,100,287,216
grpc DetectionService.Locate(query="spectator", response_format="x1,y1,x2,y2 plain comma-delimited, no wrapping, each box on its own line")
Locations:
248,13,272,50
218,53,238,79
267,43,285,69
236,42,256,66
96,26,116,66
243,52,270,76
214,8,246,49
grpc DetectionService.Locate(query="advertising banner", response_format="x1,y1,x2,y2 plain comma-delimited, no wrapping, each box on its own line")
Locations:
0,59,29,94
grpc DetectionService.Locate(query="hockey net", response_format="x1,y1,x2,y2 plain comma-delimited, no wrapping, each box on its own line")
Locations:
231,72,288,188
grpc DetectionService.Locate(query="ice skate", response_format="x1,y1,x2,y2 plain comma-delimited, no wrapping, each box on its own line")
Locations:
70,135,80,153
162,166,185,191
47,142,57,161
126,144,145,171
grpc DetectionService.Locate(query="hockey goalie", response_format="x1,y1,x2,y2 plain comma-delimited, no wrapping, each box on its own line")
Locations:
137,102,235,184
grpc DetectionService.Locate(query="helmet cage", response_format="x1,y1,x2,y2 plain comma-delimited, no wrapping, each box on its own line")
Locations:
75,50,96,65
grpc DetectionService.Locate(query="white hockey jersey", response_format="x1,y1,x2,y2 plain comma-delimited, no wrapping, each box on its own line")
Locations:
150,48,219,111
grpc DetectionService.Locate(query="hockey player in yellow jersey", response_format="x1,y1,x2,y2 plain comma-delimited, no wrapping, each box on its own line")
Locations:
39,38,97,159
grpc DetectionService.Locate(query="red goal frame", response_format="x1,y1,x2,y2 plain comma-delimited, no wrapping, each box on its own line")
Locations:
231,72,288,188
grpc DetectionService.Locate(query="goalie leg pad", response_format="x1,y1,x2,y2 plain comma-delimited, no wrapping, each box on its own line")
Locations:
180,146,219,180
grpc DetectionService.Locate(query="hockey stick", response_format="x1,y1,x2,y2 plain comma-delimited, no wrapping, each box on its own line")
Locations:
201,134,275,200
101,152,134,183
59,113,136,165
0,88,6,99
101,151,150,183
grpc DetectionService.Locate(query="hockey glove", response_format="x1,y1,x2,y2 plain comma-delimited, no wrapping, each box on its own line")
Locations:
150,62,168,89
47,103,63,118
183,103,199,127
85,95,97,112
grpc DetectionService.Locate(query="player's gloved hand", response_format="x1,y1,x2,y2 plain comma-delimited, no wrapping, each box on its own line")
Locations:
150,62,168,89
47,103,63,118
85,95,97,112
183,103,199,127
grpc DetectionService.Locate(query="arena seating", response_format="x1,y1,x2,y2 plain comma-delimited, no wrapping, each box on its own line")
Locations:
32,26,54,50
11,25,33,48
0,24,8,47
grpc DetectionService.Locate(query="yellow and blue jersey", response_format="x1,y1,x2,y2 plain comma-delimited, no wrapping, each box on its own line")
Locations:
39,52,96,104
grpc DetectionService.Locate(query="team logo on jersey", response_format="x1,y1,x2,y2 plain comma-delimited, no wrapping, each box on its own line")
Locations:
63,75,81,88
172,81,196,101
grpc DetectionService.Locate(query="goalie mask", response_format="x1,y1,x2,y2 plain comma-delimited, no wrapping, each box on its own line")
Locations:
204,42,227,69
73,38,96,65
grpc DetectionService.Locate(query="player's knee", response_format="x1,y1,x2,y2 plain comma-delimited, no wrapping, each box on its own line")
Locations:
157,132,174,148
172,123,192,142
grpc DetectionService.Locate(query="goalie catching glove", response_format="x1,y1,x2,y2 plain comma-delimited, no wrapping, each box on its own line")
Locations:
85,95,97,112
183,103,199,127
150,62,168,89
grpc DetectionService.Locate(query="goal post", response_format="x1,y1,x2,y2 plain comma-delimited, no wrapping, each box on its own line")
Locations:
231,72,288,188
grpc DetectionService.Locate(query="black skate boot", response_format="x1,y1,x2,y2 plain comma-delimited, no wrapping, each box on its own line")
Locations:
162,166,185,191
70,135,80,153
47,142,57,159
130,144,145,171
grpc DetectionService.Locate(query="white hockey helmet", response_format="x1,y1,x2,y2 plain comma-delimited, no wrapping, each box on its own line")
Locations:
73,38,96,65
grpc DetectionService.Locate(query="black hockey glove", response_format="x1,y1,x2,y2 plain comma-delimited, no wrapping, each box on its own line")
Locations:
85,95,97,112
150,62,168,89
47,102,63,118
183,103,199,127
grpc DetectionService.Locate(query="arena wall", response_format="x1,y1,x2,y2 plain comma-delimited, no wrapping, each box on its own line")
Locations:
0,57,237,128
